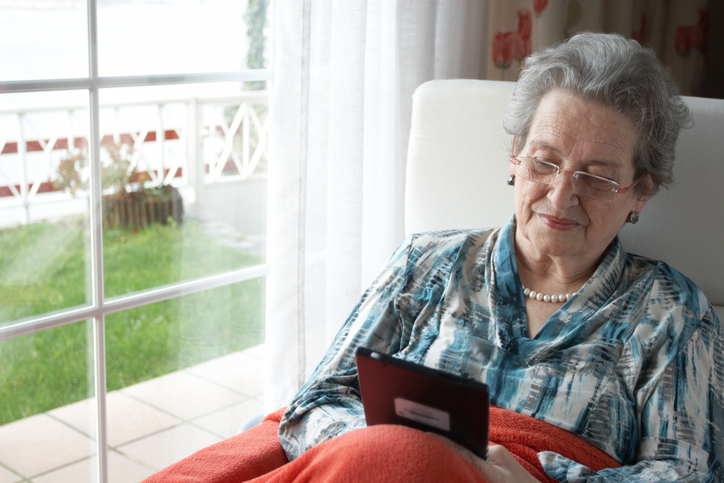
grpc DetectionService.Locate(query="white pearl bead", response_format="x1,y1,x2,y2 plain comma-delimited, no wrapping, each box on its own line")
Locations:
522,285,577,303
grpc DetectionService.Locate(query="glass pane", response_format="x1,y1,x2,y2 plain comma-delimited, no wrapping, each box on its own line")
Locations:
0,320,97,482
97,0,270,77
0,91,92,328
98,83,268,299
0,1,88,82
105,279,265,478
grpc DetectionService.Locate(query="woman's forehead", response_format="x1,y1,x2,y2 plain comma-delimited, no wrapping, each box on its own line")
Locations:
527,90,637,164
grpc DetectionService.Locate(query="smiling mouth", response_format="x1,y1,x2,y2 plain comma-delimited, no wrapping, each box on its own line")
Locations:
538,213,581,230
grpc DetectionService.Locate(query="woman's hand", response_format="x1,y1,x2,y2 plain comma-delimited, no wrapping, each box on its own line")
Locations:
430,434,539,483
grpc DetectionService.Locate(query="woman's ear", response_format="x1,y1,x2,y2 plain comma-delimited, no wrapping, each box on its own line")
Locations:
634,177,654,213
634,196,647,215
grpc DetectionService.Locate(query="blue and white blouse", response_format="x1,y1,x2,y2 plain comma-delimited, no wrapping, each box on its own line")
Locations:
278,218,723,482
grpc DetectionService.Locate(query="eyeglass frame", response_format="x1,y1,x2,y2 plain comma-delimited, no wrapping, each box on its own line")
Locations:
509,137,649,202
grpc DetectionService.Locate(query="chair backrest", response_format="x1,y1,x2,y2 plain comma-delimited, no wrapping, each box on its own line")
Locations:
405,79,724,320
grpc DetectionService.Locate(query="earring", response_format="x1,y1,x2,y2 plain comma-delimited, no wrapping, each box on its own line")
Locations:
507,175,515,186
627,211,639,224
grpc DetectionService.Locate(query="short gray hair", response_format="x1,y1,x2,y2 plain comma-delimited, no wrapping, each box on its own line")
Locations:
503,32,690,197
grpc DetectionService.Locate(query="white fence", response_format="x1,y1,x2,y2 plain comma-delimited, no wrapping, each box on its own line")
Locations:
0,90,269,227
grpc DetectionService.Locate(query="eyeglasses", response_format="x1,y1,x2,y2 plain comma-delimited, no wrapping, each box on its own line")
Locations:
509,153,648,203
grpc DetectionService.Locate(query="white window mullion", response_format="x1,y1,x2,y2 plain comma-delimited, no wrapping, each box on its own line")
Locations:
86,0,109,481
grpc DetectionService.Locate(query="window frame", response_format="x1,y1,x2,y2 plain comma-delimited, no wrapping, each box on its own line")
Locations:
0,1,272,481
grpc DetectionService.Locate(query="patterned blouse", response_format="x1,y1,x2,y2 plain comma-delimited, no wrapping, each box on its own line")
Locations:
278,218,723,482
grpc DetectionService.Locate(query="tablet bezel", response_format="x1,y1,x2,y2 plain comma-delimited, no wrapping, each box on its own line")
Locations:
355,346,489,459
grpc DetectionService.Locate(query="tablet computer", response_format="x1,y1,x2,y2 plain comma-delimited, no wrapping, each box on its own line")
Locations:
355,346,489,459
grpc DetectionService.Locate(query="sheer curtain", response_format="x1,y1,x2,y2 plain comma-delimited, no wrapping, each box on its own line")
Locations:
266,0,488,411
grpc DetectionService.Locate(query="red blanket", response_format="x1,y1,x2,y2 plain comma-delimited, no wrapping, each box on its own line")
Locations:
143,406,620,482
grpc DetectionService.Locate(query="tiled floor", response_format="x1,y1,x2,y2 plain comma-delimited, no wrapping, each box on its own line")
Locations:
0,344,266,483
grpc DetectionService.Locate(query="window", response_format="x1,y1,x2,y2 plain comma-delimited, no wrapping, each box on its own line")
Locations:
0,1,271,481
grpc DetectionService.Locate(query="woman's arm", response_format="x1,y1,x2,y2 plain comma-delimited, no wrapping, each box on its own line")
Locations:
541,305,724,482
277,236,417,460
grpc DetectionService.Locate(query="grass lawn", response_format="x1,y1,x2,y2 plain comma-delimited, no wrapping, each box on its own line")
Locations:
0,216,265,425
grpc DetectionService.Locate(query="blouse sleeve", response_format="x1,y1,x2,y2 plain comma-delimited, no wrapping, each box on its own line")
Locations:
540,305,724,482
277,235,416,461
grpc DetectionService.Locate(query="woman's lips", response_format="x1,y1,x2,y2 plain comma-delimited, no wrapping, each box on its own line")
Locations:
538,213,580,230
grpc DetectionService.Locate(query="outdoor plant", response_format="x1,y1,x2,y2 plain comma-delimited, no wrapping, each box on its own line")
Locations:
54,141,183,228
54,141,139,196
54,147,87,196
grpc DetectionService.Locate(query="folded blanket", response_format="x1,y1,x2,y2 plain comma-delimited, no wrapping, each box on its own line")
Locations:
143,406,620,482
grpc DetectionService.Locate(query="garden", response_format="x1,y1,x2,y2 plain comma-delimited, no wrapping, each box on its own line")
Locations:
0,215,265,426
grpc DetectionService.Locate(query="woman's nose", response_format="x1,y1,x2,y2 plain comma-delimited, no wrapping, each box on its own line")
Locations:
546,172,579,208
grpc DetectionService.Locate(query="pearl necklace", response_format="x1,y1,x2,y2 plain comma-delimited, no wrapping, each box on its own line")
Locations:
522,286,573,303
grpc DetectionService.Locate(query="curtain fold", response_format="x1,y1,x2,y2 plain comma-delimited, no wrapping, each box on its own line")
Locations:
266,0,488,411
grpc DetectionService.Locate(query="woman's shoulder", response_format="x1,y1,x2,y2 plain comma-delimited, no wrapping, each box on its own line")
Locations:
406,227,501,250
624,251,718,327
391,227,503,274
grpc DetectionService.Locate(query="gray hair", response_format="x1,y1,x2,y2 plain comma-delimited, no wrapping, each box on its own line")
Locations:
503,32,690,197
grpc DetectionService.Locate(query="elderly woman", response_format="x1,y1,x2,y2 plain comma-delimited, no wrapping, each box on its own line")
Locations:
277,33,723,482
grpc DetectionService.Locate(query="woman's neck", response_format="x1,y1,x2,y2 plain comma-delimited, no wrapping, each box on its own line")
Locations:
514,242,599,296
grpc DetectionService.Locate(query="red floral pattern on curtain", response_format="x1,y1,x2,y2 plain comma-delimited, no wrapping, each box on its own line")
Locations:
487,0,714,97
492,9,532,79
675,9,708,57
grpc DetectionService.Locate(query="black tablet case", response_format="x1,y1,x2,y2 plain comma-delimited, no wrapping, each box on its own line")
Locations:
355,347,489,459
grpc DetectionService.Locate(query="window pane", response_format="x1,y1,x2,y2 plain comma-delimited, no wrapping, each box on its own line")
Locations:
97,0,269,77
0,91,91,327
98,83,268,299
104,279,265,477
0,2,88,82
0,320,97,482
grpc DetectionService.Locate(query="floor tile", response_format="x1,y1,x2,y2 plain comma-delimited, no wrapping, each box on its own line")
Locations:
29,456,96,483
121,371,245,421
0,465,22,483
0,413,94,478
185,350,265,397
47,397,96,439
31,450,155,483
191,398,263,439
242,343,266,360
116,424,221,472
107,450,157,483
50,391,182,447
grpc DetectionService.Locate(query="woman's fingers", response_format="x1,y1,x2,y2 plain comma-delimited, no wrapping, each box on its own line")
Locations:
429,433,539,483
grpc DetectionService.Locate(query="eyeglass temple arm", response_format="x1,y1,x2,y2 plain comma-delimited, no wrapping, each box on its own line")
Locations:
613,172,649,193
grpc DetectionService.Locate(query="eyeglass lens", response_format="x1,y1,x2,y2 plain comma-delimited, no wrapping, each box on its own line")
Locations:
517,157,618,202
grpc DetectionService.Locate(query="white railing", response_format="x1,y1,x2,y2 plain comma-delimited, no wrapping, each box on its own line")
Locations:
0,90,269,225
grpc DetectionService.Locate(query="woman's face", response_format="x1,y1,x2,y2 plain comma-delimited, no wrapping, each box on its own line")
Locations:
510,89,648,268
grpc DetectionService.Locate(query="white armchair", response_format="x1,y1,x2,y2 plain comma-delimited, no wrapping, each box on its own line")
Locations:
405,79,724,320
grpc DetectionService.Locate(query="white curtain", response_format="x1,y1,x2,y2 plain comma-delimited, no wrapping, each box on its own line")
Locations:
265,0,489,411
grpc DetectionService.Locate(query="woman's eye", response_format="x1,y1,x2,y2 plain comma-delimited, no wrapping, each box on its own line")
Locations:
587,172,616,182
531,159,557,170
